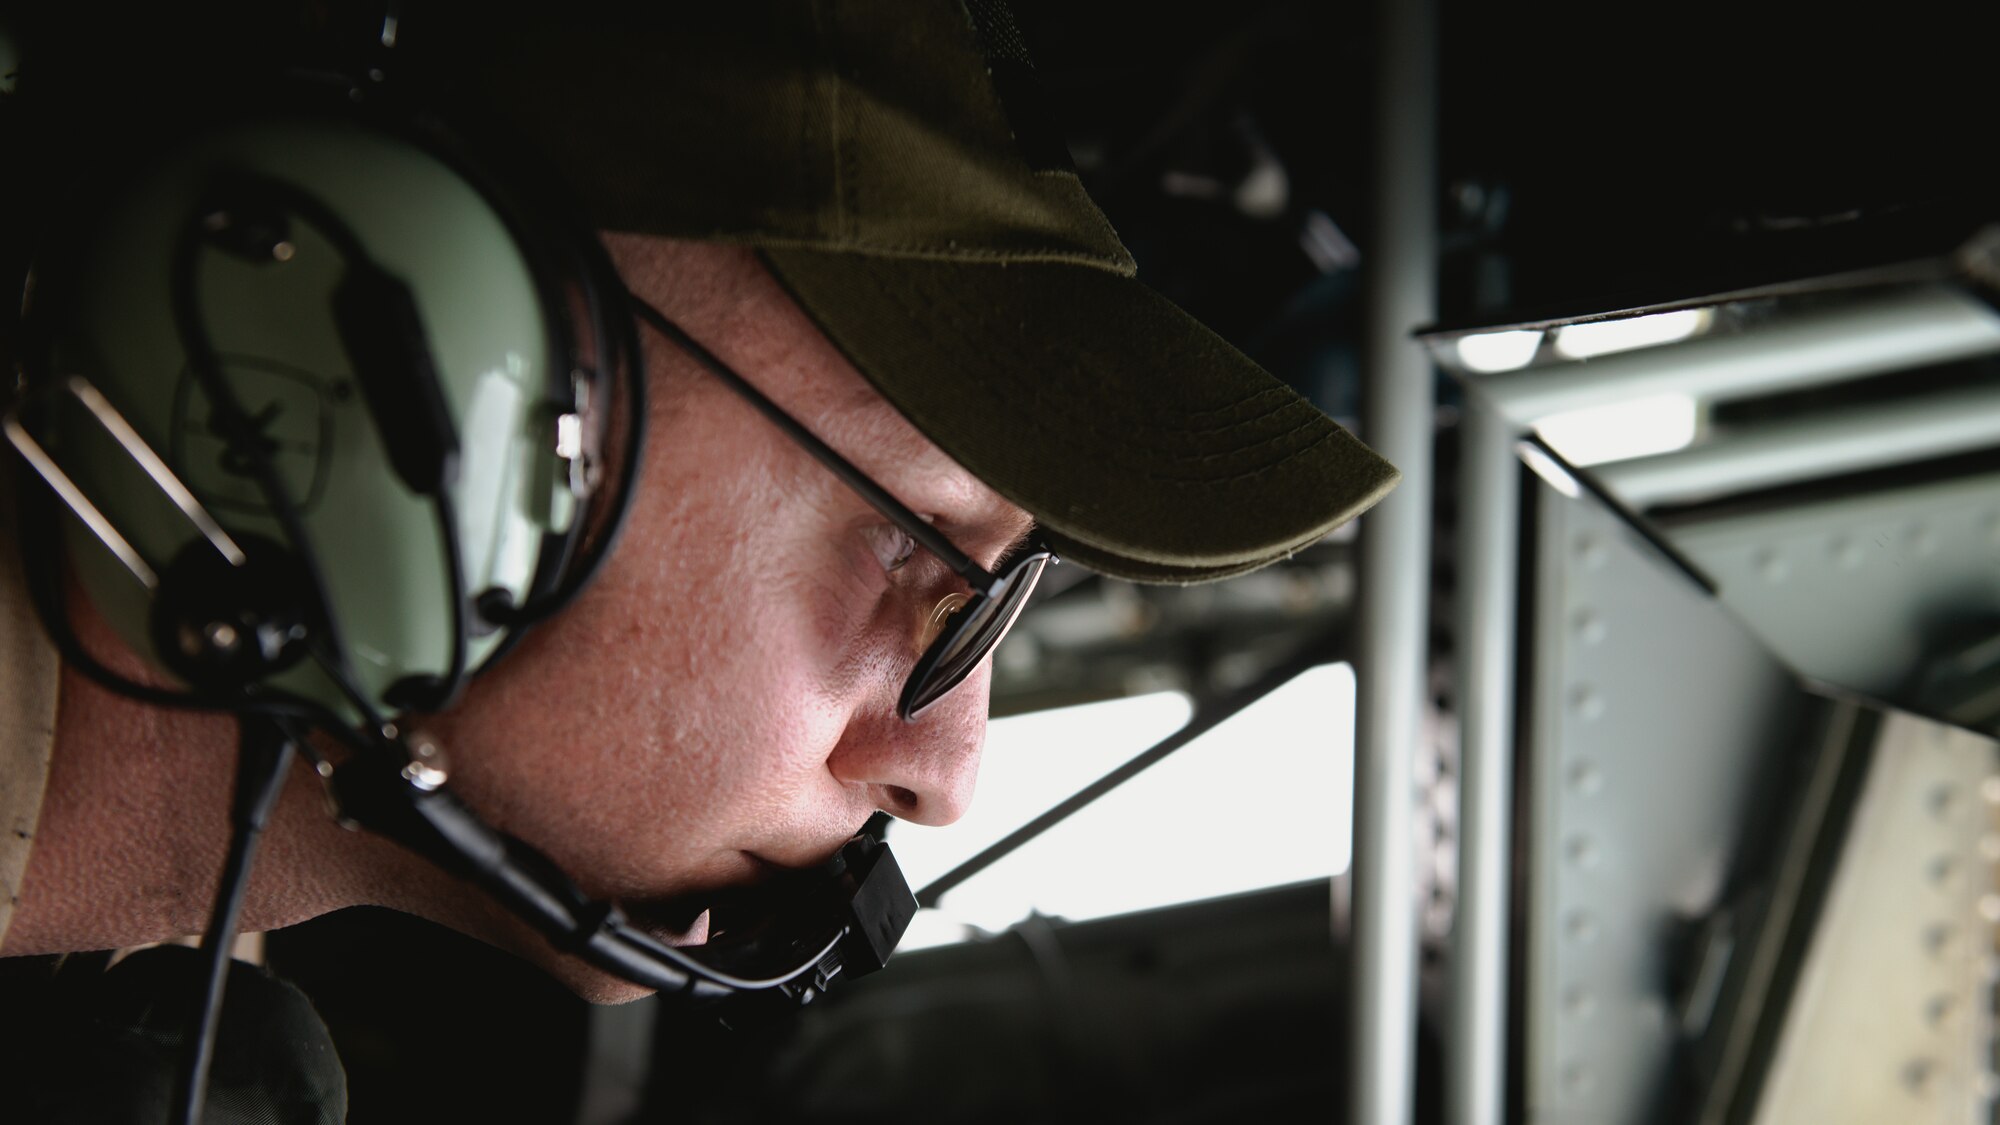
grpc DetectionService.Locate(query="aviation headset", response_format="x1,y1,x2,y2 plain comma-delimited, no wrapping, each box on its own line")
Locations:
4,7,914,1115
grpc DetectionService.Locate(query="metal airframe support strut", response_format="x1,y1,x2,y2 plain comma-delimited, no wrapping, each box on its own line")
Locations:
1449,402,1521,1125
1353,0,1437,1116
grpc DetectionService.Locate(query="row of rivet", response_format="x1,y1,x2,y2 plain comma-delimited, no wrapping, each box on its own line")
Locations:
1556,534,1608,1099
1745,509,2000,586
1905,746,2000,1100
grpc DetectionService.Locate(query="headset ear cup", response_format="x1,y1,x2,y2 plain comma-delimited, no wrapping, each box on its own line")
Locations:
28,117,551,720
19,48,639,719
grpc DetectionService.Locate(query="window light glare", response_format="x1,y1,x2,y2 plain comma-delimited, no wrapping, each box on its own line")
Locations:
1455,329,1544,373
1553,308,1711,359
1533,393,1700,467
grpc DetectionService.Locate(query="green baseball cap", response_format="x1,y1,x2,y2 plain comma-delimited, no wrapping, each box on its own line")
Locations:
420,2,1398,582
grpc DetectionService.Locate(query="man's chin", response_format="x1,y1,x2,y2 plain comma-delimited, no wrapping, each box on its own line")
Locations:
560,965,659,1006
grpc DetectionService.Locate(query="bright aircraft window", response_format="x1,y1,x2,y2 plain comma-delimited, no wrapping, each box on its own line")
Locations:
895,663,1356,951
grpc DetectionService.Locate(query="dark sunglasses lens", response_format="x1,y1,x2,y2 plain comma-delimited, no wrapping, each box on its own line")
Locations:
902,553,1050,719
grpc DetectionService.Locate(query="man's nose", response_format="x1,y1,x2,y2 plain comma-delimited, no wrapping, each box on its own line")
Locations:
826,667,990,826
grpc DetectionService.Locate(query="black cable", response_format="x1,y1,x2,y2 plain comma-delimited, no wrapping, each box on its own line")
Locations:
172,715,299,1125
323,748,885,997
436,484,468,705
393,481,469,713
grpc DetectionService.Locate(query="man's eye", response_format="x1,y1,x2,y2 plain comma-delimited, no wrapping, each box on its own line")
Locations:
866,525,918,573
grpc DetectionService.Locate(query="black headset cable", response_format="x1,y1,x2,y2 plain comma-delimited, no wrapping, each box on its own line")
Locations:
171,716,299,1125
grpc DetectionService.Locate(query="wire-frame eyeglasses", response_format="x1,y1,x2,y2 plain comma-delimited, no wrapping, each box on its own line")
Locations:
628,298,1054,720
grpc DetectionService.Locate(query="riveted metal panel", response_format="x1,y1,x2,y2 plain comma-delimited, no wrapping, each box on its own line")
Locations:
1527,481,1808,1125
1751,713,2000,1125
1665,472,2000,709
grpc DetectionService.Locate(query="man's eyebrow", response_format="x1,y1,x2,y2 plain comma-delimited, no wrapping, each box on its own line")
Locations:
992,518,1038,567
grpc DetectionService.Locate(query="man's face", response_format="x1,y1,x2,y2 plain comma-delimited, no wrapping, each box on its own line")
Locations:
411,237,1034,1001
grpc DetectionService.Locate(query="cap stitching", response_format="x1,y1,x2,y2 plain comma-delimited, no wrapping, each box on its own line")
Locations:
1173,386,1297,424
851,256,1319,435
801,60,820,239
849,266,1342,485
1133,393,1307,439
825,0,852,242
1150,428,1343,487
852,262,1288,438
904,265,1335,450
882,264,1325,468
762,236,1132,272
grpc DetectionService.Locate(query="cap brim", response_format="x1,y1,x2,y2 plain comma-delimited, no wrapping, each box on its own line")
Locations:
760,249,1400,583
